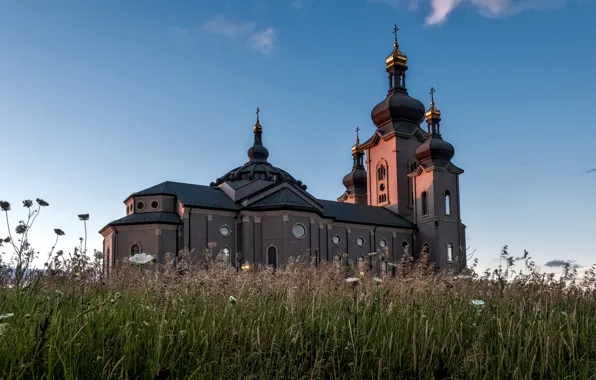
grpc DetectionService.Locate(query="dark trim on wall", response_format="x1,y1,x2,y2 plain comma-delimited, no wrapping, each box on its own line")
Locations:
113,227,118,268
188,208,193,251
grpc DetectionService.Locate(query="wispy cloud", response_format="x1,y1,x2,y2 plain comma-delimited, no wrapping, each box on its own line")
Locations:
545,259,581,269
372,0,577,25
202,15,276,54
586,168,596,174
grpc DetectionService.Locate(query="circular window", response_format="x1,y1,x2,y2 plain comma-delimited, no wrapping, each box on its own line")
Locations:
379,183,385,191
292,223,306,239
332,234,341,245
379,239,387,248
151,200,159,209
356,237,365,247
219,225,231,237
136,201,145,210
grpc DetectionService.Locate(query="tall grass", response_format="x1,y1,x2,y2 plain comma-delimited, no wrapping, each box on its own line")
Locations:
0,254,595,379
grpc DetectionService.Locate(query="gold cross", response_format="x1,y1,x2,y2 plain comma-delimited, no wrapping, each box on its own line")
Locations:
256,107,260,122
429,87,436,104
393,25,399,42
355,126,360,139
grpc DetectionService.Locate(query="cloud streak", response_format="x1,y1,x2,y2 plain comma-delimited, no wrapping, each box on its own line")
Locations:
202,16,276,54
373,0,577,25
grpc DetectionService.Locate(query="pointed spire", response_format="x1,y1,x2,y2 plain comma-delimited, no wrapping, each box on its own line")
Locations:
352,126,364,155
386,24,408,68
254,107,262,132
425,87,442,130
247,107,269,162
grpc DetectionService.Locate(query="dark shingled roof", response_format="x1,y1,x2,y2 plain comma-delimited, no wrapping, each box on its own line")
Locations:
318,200,415,229
119,181,414,230
108,212,182,227
249,188,316,211
128,181,241,211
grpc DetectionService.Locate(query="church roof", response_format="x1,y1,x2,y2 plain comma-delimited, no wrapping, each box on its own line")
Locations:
248,187,316,212
126,181,241,211
107,211,182,227
318,200,414,229
119,180,414,229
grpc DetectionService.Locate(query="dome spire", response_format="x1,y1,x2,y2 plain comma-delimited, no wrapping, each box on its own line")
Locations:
247,106,269,162
352,126,364,155
415,88,455,163
385,24,408,70
341,126,367,201
425,87,442,134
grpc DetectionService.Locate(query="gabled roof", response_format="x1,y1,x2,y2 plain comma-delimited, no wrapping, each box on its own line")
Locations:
318,200,415,229
111,180,415,231
126,181,241,211
100,212,182,233
248,187,317,212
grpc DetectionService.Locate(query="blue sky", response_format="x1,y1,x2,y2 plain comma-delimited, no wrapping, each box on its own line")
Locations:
0,0,594,275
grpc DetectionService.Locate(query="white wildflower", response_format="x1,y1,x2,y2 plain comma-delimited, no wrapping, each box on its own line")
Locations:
471,300,485,306
129,252,154,266
373,277,383,283
0,313,14,320
229,295,237,305
345,277,360,283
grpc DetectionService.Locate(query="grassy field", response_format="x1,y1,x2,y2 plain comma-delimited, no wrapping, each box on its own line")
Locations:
0,256,595,380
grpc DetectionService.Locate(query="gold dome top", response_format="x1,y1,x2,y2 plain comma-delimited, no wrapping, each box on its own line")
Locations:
253,107,262,132
386,25,408,68
352,127,364,155
425,87,441,123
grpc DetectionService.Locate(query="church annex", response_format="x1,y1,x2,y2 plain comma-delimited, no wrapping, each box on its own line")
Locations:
99,28,467,273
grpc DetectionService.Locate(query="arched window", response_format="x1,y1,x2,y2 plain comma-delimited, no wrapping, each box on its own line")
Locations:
106,247,111,268
401,241,409,253
421,191,428,216
445,190,451,215
130,243,141,256
333,254,341,268
267,246,278,268
376,160,388,205
220,246,231,265
447,243,454,262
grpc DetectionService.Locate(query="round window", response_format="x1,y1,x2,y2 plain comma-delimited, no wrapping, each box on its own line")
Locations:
219,225,231,237
136,201,145,210
292,224,306,239
332,234,341,245
379,183,385,191
379,239,387,248
356,237,365,247
151,200,159,209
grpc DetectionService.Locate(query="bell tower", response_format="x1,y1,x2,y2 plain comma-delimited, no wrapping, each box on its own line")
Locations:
408,88,466,271
338,128,368,204
361,25,427,219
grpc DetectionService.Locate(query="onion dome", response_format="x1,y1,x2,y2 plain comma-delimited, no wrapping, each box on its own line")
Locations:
247,107,269,162
371,25,426,128
415,88,455,162
342,127,367,192
214,108,307,191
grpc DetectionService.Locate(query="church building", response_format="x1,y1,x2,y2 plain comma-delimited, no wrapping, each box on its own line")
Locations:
99,28,467,273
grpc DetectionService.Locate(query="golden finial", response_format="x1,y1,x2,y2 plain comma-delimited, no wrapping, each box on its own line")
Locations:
386,24,408,68
425,87,441,123
254,107,262,132
352,126,364,154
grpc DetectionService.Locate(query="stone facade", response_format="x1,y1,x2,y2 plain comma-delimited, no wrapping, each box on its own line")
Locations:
99,30,467,274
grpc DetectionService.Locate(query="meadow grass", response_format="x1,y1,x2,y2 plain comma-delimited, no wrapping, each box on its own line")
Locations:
0,258,595,380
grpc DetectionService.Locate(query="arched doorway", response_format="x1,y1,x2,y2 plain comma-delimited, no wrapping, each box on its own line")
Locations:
267,246,277,268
